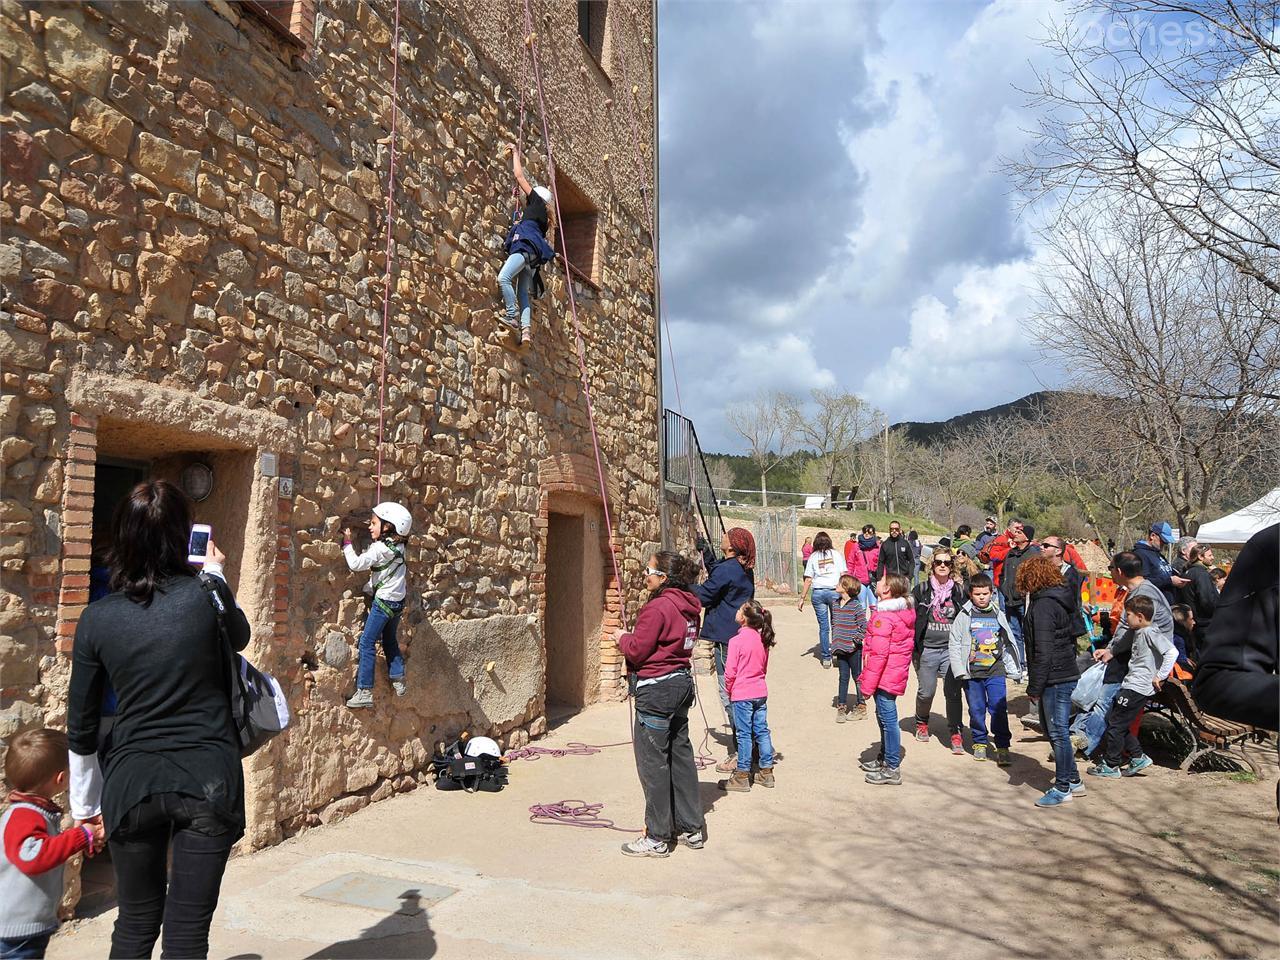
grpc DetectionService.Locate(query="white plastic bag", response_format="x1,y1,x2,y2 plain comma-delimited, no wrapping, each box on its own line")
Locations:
1071,660,1107,710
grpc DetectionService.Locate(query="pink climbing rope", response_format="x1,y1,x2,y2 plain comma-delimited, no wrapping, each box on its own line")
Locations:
520,0,629,632
528,800,641,833
503,740,631,762
374,0,403,502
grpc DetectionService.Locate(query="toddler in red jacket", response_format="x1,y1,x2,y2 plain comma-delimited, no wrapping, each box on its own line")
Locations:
718,602,777,794
858,575,917,785
2,729,104,958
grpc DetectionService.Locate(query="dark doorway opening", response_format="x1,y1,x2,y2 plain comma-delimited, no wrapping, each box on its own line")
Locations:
545,512,588,711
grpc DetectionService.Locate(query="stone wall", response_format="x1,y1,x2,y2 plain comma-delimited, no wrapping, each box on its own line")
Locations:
1,0,658,850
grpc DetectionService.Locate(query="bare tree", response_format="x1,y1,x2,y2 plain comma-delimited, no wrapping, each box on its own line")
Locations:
784,390,880,499
1016,0,1280,299
1030,392,1166,545
706,457,735,499
898,439,980,528
1033,201,1280,533
949,416,1038,524
725,390,797,507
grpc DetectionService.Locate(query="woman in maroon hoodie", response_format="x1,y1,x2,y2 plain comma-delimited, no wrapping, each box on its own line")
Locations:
614,550,706,858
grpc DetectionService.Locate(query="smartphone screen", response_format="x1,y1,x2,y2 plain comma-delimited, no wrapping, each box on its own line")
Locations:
188,526,211,561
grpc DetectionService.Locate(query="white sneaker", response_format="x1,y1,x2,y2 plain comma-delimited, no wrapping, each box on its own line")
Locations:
620,835,672,858
392,679,407,697
346,689,373,709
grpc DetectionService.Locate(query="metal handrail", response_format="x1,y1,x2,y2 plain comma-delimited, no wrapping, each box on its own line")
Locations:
661,409,726,545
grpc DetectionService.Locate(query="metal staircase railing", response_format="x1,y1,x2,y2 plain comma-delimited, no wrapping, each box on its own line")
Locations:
662,409,726,547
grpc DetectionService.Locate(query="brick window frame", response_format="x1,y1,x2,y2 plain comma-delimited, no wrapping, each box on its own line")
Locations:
554,169,601,289
238,0,317,51
577,1,610,76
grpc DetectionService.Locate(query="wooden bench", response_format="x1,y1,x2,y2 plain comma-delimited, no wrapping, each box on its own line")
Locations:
1153,677,1264,775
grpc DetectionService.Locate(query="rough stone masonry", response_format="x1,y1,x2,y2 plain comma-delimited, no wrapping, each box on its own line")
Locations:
0,0,660,859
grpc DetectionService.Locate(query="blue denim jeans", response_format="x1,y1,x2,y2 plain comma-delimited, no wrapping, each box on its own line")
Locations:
966,675,1011,747
356,598,405,690
0,934,51,959
1006,607,1026,671
1041,679,1080,791
811,587,839,658
498,252,532,329
731,697,775,771
1071,681,1122,756
834,649,865,706
874,690,901,768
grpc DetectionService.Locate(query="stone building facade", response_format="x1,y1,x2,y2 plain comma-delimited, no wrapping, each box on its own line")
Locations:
1,0,659,850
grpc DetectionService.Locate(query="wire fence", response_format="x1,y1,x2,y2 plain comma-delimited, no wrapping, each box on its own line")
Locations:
755,507,799,595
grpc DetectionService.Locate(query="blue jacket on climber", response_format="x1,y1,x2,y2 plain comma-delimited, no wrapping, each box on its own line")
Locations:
504,218,555,267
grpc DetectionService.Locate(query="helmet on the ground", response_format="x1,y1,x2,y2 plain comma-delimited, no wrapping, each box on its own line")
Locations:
372,502,412,536
533,185,552,203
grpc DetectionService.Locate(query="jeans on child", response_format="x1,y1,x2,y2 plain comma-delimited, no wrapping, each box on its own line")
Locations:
834,649,865,705
731,697,775,772
1042,679,1080,791
966,675,1011,748
497,252,532,330
0,934,51,959
810,587,838,658
1006,607,1027,671
356,597,405,690
1071,681,1122,756
874,690,901,768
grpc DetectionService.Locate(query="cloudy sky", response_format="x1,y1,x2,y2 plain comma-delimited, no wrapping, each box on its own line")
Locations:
656,0,1061,452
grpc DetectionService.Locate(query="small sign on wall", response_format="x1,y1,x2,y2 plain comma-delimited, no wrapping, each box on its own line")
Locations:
260,452,278,477
279,477,294,498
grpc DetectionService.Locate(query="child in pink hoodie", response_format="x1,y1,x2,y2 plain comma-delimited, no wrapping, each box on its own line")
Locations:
859,574,916,785
719,601,777,793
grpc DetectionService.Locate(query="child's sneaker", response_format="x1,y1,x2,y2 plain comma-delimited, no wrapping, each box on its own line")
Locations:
914,722,930,742
1034,787,1073,808
950,734,964,755
858,754,883,772
821,657,833,669
865,766,901,785
836,704,849,724
995,748,1012,767
1068,779,1087,797
1086,762,1122,778
972,744,988,762
677,830,705,849
715,755,737,774
852,702,867,720
621,835,672,858
346,689,373,709
391,679,407,697
1121,754,1153,777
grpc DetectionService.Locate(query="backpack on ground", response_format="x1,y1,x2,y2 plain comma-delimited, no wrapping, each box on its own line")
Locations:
431,734,508,793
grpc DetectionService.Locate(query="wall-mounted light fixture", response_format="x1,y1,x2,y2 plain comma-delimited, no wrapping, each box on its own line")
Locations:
180,461,214,502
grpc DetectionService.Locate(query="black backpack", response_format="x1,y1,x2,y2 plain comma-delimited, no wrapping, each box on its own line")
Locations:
430,735,508,793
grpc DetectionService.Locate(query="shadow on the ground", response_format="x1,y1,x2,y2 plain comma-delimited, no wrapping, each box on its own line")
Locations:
304,891,436,959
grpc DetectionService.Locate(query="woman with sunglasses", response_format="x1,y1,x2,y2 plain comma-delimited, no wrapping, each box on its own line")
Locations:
910,551,969,754
614,551,706,858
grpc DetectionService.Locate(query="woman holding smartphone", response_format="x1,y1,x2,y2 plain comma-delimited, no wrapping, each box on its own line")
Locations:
67,480,249,959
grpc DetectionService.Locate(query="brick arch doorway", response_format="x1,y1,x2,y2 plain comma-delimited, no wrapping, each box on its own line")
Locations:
537,455,625,715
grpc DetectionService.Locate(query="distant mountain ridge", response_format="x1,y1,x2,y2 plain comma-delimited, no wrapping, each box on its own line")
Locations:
892,391,1059,446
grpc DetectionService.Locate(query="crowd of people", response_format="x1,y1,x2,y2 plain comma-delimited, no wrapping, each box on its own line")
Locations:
610,514,1258,857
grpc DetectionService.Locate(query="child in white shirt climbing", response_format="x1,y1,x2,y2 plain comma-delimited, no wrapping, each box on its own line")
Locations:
342,502,412,709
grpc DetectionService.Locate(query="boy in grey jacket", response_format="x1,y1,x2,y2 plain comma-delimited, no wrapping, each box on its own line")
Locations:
1088,594,1177,779
949,574,1022,764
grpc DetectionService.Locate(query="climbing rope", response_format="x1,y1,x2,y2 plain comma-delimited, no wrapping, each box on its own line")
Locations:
519,0,629,633
375,0,403,502
528,800,641,833
503,740,630,762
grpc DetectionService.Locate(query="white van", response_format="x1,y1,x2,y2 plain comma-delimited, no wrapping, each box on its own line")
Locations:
803,496,826,510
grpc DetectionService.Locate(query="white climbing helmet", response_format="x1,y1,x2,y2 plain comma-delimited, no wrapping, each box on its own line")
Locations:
465,736,501,759
533,185,552,203
372,501,412,537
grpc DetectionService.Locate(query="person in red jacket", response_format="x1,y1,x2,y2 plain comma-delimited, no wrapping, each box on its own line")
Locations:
614,551,705,858
980,520,1020,587
858,574,917,786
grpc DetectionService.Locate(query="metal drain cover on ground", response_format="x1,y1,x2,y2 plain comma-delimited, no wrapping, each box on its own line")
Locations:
302,872,458,916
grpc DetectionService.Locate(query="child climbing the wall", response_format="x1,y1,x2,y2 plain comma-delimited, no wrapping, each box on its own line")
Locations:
497,143,557,347
718,601,777,793
342,502,413,709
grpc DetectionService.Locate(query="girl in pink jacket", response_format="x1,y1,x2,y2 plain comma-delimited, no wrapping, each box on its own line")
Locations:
859,574,916,785
719,601,777,794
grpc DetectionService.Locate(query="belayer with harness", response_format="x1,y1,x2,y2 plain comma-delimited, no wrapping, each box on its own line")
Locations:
497,143,556,348
342,502,412,710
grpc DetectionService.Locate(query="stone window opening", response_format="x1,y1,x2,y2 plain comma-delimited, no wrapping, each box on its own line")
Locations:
238,0,318,52
554,169,601,289
577,1,611,76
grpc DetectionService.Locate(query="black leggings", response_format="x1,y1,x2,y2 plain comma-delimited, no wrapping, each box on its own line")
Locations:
108,793,239,959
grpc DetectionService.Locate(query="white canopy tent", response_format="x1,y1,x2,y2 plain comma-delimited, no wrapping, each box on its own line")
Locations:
1194,488,1280,548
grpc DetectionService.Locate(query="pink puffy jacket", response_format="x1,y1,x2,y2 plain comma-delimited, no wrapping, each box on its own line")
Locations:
859,597,916,697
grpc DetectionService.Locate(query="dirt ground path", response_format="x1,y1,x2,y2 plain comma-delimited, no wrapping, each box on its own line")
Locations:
52,602,1278,959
